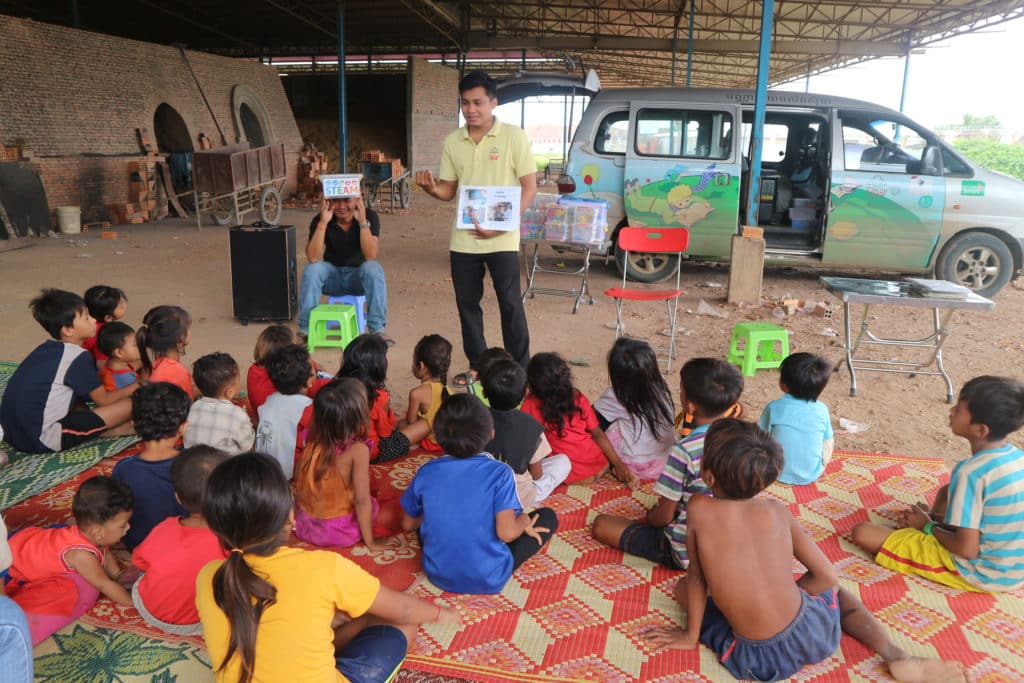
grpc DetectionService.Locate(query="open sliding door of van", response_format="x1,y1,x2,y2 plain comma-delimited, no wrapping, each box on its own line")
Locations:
822,109,945,270
623,101,743,259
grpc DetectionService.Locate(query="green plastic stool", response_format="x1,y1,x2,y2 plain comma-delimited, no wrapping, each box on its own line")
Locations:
307,304,360,352
727,322,790,376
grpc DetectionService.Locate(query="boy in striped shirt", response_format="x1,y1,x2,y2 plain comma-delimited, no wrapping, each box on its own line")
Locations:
853,376,1024,592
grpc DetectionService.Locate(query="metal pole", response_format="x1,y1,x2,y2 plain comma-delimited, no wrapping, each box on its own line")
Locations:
521,49,527,128
337,3,348,172
686,0,695,87
561,94,568,167
670,25,678,87
895,38,912,143
804,62,811,93
744,0,774,228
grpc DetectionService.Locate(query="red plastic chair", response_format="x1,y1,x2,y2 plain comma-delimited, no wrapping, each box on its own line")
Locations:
604,227,689,371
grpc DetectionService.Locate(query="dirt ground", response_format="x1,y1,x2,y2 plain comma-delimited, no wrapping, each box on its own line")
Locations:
3,200,1023,470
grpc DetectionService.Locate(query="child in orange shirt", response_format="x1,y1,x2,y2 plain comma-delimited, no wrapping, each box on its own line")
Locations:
137,305,194,399
96,322,140,390
6,476,134,645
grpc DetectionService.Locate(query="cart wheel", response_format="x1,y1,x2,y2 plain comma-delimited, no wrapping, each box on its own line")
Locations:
365,184,379,210
211,197,236,226
399,177,411,209
259,186,282,225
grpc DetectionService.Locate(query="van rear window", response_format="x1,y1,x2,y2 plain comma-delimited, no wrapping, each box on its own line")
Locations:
595,111,629,155
635,109,733,160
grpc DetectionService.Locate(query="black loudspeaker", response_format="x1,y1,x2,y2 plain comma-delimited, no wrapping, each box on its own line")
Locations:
229,223,297,323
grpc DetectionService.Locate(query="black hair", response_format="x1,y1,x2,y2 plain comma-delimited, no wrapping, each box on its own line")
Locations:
680,358,744,417
298,378,369,483
700,418,784,499
264,344,312,396
193,352,240,398
137,305,192,376
780,352,835,401
476,347,515,384
30,288,88,339
413,334,453,389
526,352,583,437
959,375,1024,441
132,381,192,441
337,334,389,405
96,321,136,357
72,475,134,527
434,394,493,458
171,445,230,514
482,359,527,411
607,337,675,442
84,285,126,322
459,70,497,99
203,454,293,683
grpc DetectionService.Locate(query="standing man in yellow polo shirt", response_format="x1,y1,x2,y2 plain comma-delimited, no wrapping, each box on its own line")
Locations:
415,71,537,375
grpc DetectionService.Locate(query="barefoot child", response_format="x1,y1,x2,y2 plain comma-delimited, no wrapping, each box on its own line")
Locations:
406,334,453,452
643,419,964,682
6,476,134,645
852,375,1024,592
131,445,230,634
592,358,743,569
196,453,460,682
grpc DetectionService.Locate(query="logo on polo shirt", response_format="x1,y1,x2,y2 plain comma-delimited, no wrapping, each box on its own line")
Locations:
488,146,500,161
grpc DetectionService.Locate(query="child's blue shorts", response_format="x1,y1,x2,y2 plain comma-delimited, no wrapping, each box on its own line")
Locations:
700,587,841,682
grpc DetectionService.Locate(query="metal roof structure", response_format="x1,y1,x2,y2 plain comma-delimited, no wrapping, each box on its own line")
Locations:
2,1,1023,86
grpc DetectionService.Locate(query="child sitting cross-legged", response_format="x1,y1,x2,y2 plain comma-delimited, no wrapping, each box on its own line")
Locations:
130,445,230,635
592,358,743,570
6,476,134,645
483,359,570,509
758,352,836,485
643,419,965,682
852,375,1024,593
184,352,255,456
401,394,559,594
0,289,136,454
112,382,191,550
96,321,140,390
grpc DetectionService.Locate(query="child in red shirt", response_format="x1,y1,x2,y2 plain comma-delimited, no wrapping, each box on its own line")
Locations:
6,476,134,645
337,334,429,462
521,352,637,488
131,445,230,635
248,325,331,420
81,285,127,365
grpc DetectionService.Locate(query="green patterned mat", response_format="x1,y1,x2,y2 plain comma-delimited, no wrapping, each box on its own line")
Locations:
0,361,139,511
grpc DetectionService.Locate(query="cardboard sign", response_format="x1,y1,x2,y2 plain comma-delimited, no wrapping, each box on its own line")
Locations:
322,174,363,199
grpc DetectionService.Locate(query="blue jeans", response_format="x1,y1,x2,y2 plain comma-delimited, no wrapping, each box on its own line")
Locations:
335,624,407,683
299,260,387,333
0,596,33,682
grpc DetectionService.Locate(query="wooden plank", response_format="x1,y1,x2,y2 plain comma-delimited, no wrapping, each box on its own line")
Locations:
727,234,765,305
156,161,188,218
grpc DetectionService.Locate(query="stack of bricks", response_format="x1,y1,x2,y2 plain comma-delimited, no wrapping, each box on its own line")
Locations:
0,140,33,162
297,145,327,199
360,150,405,181
107,159,160,224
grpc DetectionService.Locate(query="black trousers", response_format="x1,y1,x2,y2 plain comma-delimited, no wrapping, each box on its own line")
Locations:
450,250,531,370
509,507,558,571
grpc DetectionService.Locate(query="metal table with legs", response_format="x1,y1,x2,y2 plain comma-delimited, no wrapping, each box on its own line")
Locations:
820,276,995,403
520,239,600,314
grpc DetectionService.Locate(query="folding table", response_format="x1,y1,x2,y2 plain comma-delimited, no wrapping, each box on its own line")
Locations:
820,276,995,403
520,238,605,313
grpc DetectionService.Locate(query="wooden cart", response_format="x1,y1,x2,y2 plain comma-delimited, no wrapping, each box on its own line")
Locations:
360,161,410,213
192,142,287,230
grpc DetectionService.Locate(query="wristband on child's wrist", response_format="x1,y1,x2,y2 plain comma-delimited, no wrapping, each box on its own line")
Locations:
922,520,937,535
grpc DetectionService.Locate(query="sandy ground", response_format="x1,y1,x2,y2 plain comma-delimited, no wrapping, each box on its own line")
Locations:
3,201,1023,470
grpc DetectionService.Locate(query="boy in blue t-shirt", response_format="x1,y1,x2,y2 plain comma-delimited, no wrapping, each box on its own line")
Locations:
0,289,136,453
401,394,558,594
112,382,191,549
853,375,1024,593
758,353,835,485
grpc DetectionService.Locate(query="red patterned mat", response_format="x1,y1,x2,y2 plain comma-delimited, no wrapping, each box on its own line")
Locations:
8,449,1024,682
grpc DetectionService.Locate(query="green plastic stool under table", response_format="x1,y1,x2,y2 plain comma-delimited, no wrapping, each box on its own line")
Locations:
307,304,360,352
727,322,790,376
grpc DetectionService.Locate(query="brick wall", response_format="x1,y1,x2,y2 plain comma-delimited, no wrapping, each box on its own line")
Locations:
0,15,303,224
406,58,459,174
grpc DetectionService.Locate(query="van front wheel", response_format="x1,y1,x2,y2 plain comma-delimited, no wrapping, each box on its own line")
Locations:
936,232,1013,297
613,231,679,283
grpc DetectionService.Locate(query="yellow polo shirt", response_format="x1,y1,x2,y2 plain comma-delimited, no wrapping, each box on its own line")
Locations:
439,117,536,254
196,547,381,682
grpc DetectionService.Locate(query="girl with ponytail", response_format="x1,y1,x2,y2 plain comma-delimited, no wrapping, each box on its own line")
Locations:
137,305,194,398
196,453,460,683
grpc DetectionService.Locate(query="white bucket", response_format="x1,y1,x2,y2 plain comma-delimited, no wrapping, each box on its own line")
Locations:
56,206,82,234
